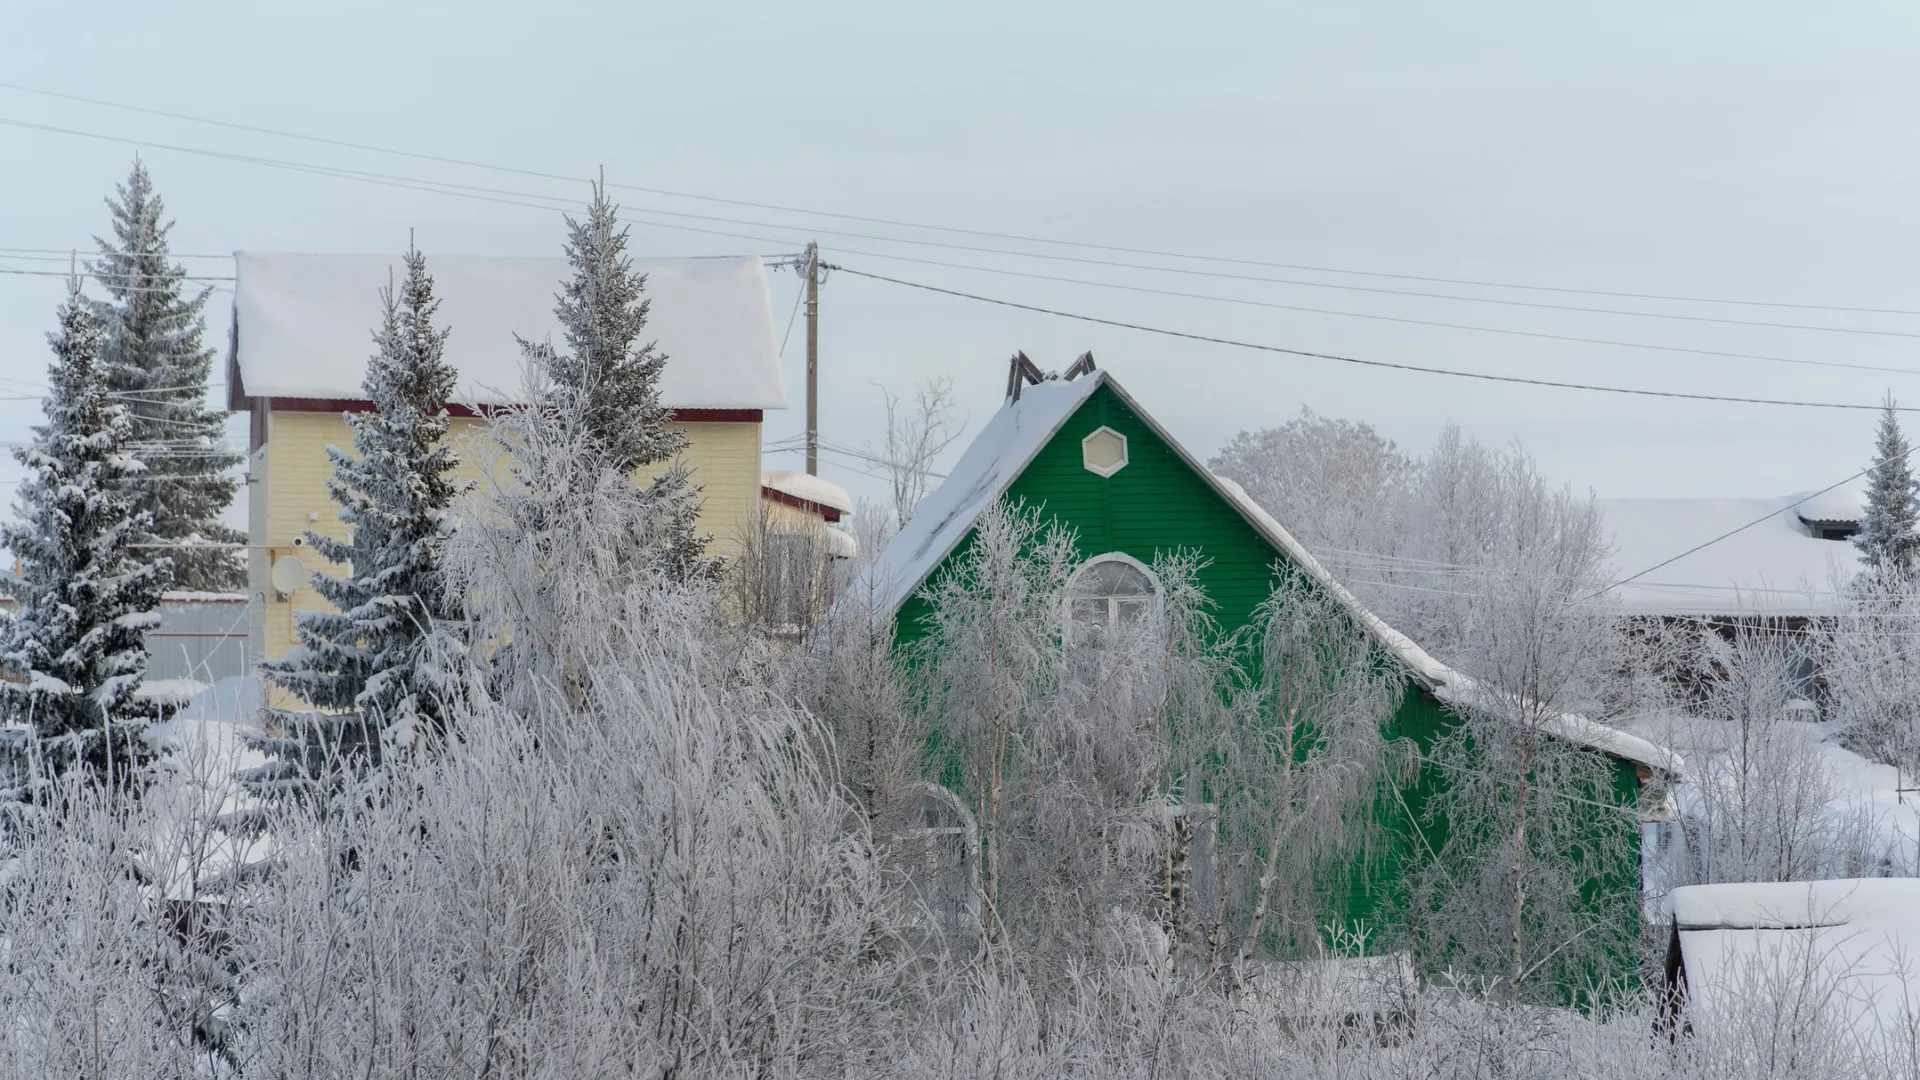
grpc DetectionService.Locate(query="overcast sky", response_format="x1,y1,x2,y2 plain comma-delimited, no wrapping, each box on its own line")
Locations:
5,1,1920,539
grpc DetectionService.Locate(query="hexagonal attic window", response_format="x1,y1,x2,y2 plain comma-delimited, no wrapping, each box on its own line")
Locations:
1081,426,1129,477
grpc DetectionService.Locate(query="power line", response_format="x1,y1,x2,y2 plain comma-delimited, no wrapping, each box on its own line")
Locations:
0,264,233,283
830,264,1920,414
19,107,1891,382
0,248,235,262
0,116,809,253
823,249,1920,379
4,78,1912,318
11,101,1920,359
1586,462,1903,603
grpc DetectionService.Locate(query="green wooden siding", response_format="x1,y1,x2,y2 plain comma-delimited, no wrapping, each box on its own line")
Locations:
891,380,1641,989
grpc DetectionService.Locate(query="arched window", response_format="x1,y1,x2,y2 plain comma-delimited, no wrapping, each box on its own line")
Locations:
1066,553,1161,641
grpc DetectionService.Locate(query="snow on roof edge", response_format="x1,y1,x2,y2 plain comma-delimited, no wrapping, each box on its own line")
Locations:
231,252,787,410
1671,879,1920,930
1207,477,1681,776
762,470,855,515
868,375,1103,616
868,370,1682,777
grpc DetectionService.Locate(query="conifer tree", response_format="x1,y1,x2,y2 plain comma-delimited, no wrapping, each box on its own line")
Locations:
1854,395,1920,582
0,277,167,792
257,247,469,778
519,181,713,579
90,159,244,591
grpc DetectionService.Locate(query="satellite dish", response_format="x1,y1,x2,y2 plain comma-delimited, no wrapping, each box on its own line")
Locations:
270,554,306,598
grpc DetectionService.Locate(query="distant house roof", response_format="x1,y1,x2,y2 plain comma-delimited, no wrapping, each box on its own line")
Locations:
870,369,1681,775
228,252,786,411
1669,879,1920,1051
762,470,854,520
1598,494,1863,616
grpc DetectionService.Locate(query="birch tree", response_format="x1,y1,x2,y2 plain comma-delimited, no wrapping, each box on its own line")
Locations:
1204,570,1405,985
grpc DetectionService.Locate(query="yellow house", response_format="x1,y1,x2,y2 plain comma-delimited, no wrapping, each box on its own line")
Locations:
227,252,788,668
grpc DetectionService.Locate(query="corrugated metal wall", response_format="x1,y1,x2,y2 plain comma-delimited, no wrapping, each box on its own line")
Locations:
147,597,249,683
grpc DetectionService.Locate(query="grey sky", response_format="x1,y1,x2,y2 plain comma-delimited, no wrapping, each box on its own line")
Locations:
4,1,1920,532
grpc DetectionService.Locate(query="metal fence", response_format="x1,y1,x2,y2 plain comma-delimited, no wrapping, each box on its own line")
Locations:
146,595,249,684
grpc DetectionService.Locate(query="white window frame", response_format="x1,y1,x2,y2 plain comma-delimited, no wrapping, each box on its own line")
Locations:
1081,425,1130,477
1064,552,1163,641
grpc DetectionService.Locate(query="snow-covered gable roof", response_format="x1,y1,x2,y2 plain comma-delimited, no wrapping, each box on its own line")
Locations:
762,470,854,516
872,374,1102,616
230,252,786,410
870,370,1681,775
1670,879,1920,1051
1599,494,1862,616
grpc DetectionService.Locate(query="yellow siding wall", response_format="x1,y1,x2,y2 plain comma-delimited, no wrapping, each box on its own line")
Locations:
249,408,763,666
762,498,831,534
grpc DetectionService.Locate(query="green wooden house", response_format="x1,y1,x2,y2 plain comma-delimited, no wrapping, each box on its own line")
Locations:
869,358,1681,991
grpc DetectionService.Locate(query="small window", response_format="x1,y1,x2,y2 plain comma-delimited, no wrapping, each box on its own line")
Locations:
1066,554,1160,641
1082,426,1129,477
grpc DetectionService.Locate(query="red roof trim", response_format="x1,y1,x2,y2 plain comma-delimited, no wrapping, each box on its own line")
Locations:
762,486,844,522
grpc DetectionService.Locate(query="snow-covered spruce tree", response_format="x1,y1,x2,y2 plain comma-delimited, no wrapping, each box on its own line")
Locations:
518,180,713,580
257,247,468,780
0,278,167,792
1853,395,1920,584
89,159,243,591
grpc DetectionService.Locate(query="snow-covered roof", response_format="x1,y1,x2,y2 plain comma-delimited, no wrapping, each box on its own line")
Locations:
1598,495,1862,616
762,470,854,516
869,370,1681,775
1670,879,1920,1050
823,526,857,559
871,375,1103,616
230,252,786,410
1796,486,1868,524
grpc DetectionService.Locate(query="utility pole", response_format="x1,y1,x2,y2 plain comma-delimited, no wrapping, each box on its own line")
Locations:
804,241,820,476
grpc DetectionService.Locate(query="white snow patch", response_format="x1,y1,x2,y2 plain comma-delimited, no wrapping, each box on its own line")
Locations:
1796,486,1869,525
1599,495,1862,616
823,525,857,559
233,253,787,410
1671,878,1920,1052
141,677,272,900
762,469,854,515
1627,711,1920,874
136,678,211,706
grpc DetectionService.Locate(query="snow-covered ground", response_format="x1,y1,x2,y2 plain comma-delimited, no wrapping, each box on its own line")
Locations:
140,676,271,899
1627,710,1920,882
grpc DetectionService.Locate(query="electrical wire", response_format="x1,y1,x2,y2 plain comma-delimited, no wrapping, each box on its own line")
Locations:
829,264,1920,413
0,116,811,254
822,249,1920,379
6,78,1914,317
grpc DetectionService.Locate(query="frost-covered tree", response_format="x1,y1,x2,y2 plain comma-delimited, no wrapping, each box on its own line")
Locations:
518,182,712,579
0,279,167,791
1209,408,1414,558
1206,571,1405,984
1411,495,1636,1003
1211,419,1617,706
258,247,468,777
878,377,964,530
1657,624,1889,884
1853,395,1920,583
89,159,243,591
